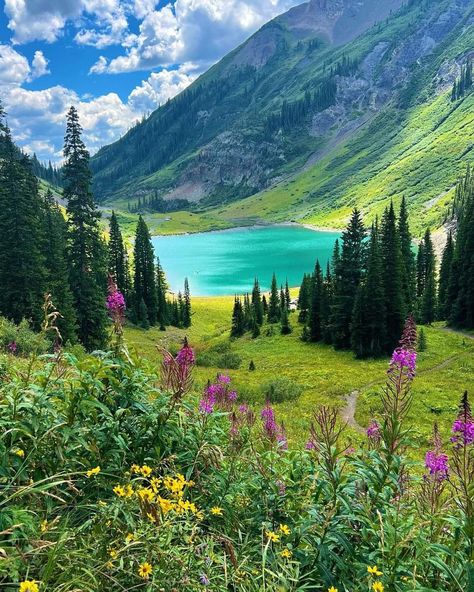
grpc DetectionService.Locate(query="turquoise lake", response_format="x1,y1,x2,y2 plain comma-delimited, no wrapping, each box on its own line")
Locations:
152,225,340,296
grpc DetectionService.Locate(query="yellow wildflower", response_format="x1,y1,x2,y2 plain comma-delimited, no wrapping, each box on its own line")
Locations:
113,485,125,497
15,449,25,458
40,520,48,533
124,484,134,498
86,466,101,478
131,464,141,474
150,477,162,492
138,562,153,579
328,588,338,592
125,533,135,543
137,487,154,502
140,465,153,477
109,549,118,559
372,583,384,592
105,561,114,569
368,566,383,577
210,506,223,516
146,512,156,523
281,548,292,559
157,496,175,514
265,530,280,543
19,582,39,592
279,524,290,536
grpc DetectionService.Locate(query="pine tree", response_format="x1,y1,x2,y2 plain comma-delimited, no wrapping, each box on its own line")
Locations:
108,211,128,297
262,295,268,316
419,229,437,325
331,209,366,349
449,168,474,328
177,292,184,328
398,196,416,313
285,280,291,310
298,274,311,323
0,107,46,328
350,222,386,358
231,297,245,337
182,278,192,328
418,327,427,352
280,306,292,335
156,257,168,329
268,273,281,323
380,202,405,352
63,106,107,350
438,231,454,320
280,286,286,312
249,360,256,371
307,260,324,342
133,216,158,326
42,190,77,343
251,278,264,325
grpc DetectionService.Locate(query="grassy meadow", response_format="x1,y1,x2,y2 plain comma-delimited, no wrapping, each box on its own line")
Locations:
124,294,474,452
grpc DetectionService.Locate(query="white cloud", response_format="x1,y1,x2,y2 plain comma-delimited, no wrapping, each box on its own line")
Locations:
128,63,200,112
90,0,300,74
31,50,50,79
0,44,30,85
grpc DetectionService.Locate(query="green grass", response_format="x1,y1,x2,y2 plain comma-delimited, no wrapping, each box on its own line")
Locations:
124,296,474,451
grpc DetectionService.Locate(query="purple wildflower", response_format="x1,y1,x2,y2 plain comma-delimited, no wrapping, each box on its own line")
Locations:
305,438,317,450
176,337,195,367
367,420,381,441
451,392,474,446
389,348,417,378
261,403,277,439
7,341,17,354
106,276,126,332
218,374,231,384
199,573,210,586
425,450,449,479
199,396,215,415
239,404,249,414
228,390,238,402
276,479,286,495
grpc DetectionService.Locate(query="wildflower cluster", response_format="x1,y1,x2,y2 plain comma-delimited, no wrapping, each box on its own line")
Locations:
199,374,238,414
106,276,126,331
161,337,195,399
261,402,287,448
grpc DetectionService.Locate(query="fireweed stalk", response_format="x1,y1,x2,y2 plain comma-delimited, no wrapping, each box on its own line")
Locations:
160,338,195,424
420,423,449,519
449,391,474,559
106,276,127,356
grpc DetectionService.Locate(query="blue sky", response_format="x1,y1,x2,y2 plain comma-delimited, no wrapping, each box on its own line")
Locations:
0,0,300,162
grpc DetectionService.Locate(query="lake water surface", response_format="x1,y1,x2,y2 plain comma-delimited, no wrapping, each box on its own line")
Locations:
152,225,340,296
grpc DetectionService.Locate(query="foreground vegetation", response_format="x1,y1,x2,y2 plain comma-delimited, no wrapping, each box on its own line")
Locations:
2,308,474,591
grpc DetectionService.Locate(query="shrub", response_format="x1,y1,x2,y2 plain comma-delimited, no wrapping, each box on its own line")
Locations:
0,317,48,356
261,377,303,403
196,341,242,369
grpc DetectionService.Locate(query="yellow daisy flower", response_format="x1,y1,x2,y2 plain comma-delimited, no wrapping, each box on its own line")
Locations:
113,485,126,497
281,548,292,559
140,465,153,477
15,449,25,458
86,466,101,478
109,549,118,559
19,582,39,592
328,587,338,592
125,533,135,543
265,530,280,543
279,524,290,536
368,566,383,577
40,520,48,533
372,583,384,592
210,506,223,515
138,562,153,579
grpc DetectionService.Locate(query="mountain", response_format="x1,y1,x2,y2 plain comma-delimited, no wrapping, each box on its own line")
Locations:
91,0,474,235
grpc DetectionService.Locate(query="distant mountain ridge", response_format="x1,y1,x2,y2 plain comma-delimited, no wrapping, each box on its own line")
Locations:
90,0,474,235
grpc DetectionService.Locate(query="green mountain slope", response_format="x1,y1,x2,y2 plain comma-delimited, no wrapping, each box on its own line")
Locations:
91,0,474,236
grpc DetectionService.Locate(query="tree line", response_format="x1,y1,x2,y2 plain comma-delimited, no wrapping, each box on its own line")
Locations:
0,102,191,351
451,59,472,102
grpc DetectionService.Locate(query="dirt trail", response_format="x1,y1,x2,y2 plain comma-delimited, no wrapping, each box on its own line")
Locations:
341,348,469,433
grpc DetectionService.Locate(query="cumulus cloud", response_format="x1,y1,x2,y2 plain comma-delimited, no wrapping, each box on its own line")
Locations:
128,63,200,112
91,0,300,73
31,50,50,79
0,44,30,85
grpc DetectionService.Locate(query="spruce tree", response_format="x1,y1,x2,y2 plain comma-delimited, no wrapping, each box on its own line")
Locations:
63,106,107,350
268,273,281,323
42,190,77,343
438,231,454,320
0,107,45,328
251,278,264,325
262,295,268,316
108,211,128,297
331,209,366,349
280,286,286,312
298,274,311,323
419,229,437,325
280,306,292,335
133,216,158,326
285,280,291,310
156,257,168,329
182,278,192,328
177,291,184,328
350,222,386,358
380,202,405,352
398,196,416,312
307,261,324,342
231,297,245,337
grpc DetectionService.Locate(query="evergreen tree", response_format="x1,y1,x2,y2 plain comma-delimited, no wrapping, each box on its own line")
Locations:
249,360,256,371
438,231,454,320
182,278,192,328
285,280,291,310
350,222,386,358
156,257,168,329
416,240,426,298
0,104,46,328
418,327,427,352
280,286,286,312
307,261,324,342
42,190,77,343
449,168,474,328
177,292,184,328
251,278,264,325
133,216,158,326
380,202,405,352
331,209,366,349
262,295,268,316
108,211,128,297
243,293,252,331
398,196,416,312
251,315,261,338
268,273,281,323
63,106,107,350
419,229,437,325
280,306,292,335
231,297,245,337
298,274,311,323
